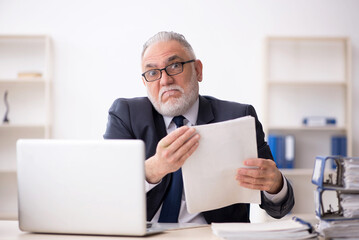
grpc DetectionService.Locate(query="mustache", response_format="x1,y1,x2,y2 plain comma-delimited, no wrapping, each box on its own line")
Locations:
158,85,184,99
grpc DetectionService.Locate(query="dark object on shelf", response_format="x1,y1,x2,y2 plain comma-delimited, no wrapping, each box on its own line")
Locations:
3,90,9,124
303,116,336,126
268,134,295,169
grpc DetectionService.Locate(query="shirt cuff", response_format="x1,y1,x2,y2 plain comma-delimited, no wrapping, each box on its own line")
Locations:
263,174,288,204
145,180,161,192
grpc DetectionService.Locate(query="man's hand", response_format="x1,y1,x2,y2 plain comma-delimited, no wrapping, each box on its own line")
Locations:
145,126,200,184
235,158,283,194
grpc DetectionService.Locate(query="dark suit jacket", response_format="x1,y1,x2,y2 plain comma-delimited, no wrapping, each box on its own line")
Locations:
104,95,295,223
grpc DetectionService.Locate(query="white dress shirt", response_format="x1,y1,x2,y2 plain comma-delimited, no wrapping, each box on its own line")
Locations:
145,98,288,223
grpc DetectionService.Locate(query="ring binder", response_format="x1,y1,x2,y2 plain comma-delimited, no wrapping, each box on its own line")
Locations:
312,156,359,238
292,216,314,233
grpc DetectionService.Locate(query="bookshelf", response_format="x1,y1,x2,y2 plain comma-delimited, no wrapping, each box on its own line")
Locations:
0,35,52,219
263,37,352,214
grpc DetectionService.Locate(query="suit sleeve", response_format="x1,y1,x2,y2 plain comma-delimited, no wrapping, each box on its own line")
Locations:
245,105,273,160
103,98,135,139
246,105,295,218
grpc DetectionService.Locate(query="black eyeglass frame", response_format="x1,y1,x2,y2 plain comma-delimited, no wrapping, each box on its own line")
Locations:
142,59,195,82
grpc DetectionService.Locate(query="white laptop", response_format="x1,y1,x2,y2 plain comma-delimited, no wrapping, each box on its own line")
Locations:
16,139,162,236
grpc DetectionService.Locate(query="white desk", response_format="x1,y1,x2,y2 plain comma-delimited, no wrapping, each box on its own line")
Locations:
0,221,221,240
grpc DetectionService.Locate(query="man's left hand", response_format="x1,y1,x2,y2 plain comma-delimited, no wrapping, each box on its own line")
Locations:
235,158,283,194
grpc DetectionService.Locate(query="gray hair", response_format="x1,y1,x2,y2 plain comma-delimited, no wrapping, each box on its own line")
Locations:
141,31,196,59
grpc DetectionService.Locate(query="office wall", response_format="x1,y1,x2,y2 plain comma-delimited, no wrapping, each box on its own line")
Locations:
0,0,358,155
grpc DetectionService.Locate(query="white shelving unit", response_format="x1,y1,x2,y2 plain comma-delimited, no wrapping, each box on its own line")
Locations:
0,35,52,219
263,37,352,214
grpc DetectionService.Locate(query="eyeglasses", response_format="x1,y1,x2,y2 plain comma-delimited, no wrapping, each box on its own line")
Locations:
142,59,195,82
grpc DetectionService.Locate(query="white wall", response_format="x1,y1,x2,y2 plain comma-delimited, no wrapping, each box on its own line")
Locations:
0,0,358,155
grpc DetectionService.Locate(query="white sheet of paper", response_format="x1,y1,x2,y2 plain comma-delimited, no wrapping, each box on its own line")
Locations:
182,116,260,214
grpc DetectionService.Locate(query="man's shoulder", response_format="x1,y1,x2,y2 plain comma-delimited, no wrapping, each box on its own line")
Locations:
199,95,256,121
110,96,151,109
109,97,155,119
112,96,151,105
201,95,250,109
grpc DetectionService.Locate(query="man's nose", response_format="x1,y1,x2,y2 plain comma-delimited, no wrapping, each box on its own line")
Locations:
159,70,174,86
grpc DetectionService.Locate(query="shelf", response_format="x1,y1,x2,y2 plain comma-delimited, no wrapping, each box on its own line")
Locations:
266,36,348,41
0,124,47,129
0,170,16,174
267,81,347,86
0,34,51,220
0,78,46,84
0,34,49,39
263,36,351,216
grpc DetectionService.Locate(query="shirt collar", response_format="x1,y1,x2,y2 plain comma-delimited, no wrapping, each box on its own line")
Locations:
163,97,199,129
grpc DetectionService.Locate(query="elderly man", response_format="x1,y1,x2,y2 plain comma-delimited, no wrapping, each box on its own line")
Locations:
104,31,294,224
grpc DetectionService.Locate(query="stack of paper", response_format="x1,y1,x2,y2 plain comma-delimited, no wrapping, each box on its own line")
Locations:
211,218,317,240
312,156,359,239
343,159,359,189
317,219,359,239
340,194,359,218
182,116,260,214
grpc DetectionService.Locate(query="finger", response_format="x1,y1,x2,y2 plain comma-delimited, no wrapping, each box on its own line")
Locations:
164,127,197,153
237,170,282,191
156,129,199,169
244,158,276,169
161,135,200,173
172,133,200,164
237,173,274,190
238,181,267,191
237,167,267,179
174,141,200,170
159,126,192,147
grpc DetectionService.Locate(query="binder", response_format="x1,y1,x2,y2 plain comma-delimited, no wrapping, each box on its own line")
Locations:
276,136,285,168
331,136,347,156
284,135,295,168
268,134,295,169
303,116,336,126
312,156,359,220
268,135,277,165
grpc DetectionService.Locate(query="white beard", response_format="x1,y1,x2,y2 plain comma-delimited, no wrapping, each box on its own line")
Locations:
147,74,199,117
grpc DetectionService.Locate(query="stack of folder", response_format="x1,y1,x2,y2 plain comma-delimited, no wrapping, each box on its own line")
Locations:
312,156,359,238
343,158,359,189
316,219,359,238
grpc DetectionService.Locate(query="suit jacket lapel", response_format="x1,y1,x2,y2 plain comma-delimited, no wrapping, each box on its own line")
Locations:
153,107,167,142
196,95,214,125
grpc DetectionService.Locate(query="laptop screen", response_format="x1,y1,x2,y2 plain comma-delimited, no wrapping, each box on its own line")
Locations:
17,139,148,236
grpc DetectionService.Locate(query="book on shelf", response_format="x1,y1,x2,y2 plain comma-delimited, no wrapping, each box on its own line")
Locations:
268,134,295,169
331,136,347,168
302,116,336,127
17,71,42,78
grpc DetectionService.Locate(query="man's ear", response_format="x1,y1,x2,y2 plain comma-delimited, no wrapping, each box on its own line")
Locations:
194,59,203,82
142,78,147,86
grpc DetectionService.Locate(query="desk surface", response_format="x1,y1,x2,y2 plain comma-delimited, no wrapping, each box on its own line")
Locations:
0,221,221,240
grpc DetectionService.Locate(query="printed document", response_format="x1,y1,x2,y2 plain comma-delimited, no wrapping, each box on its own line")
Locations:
212,218,316,239
182,116,260,214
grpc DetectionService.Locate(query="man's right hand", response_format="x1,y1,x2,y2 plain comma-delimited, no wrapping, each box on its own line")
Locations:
145,126,200,184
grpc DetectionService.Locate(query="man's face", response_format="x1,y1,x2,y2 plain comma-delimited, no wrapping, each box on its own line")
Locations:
141,40,203,116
